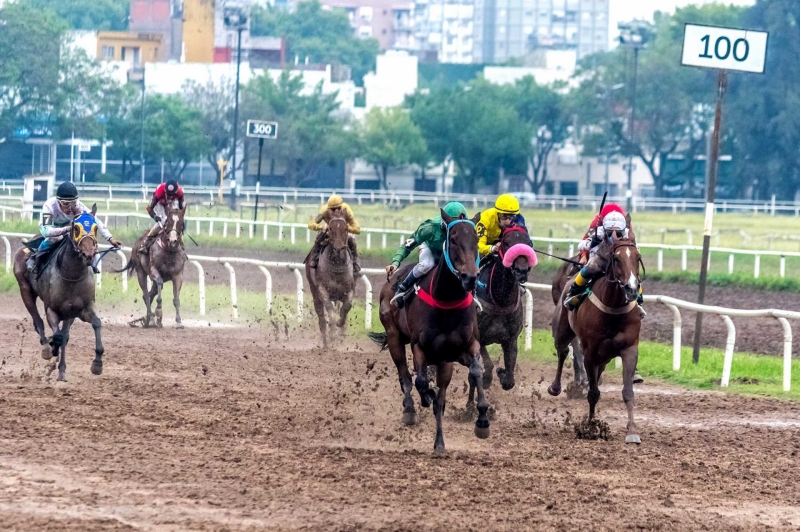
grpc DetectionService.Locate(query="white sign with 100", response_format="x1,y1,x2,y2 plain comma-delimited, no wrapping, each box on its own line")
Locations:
681,23,768,74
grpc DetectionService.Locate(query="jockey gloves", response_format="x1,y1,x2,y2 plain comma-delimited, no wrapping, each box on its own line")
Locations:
443,202,467,219
495,194,520,215
327,194,343,208
56,182,79,200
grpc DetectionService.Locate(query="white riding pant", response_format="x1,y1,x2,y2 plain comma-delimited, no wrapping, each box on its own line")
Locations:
412,243,436,277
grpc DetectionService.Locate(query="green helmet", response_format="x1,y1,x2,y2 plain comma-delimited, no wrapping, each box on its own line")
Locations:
443,202,467,219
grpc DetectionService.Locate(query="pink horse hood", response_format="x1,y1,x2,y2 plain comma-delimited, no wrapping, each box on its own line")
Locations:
502,243,538,269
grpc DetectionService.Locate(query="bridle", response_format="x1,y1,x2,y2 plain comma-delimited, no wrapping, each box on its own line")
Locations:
443,218,479,277
605,240,646,291
159,210,185,248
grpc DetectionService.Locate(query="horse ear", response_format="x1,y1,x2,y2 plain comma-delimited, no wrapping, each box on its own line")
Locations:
91,203,97,217
471,211,481,225
625,213,631,227
440,208,452,224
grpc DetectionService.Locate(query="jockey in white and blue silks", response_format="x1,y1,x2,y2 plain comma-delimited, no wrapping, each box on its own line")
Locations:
26,181,121,271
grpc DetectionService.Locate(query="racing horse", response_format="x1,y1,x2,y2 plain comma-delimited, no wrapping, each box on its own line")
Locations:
123,206,187,328
469,226,537,405
369,209,487,454
305,213,356,348
549,222,644,443
13,208,106,381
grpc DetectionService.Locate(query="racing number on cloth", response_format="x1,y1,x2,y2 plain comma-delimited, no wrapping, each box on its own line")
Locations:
403,238,416,249
42,213,52,226
476,223,486,238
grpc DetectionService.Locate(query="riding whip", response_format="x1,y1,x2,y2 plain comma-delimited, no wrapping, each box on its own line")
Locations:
598,191,607,215
532,248,582,266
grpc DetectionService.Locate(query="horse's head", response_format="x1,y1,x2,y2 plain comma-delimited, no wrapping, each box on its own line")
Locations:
607,233,644,304
327,214,349,251
162,206,186,250
441,208,481,292
499,226,537,284
71,205,99,267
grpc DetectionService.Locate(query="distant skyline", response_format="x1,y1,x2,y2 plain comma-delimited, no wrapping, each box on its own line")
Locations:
609,0,756,48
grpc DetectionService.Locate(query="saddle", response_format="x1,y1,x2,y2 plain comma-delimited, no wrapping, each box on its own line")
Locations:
23,235,62,274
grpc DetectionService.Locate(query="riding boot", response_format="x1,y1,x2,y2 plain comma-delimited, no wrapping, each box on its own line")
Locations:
26,256,35,272
139,232,158,255
348,237,361,277
564,270,592,311
391,270,420,308
637,286,646,319
308,243,321,268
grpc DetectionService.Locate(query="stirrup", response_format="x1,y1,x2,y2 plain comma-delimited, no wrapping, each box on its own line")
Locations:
638,305,647,319
390,286,409,308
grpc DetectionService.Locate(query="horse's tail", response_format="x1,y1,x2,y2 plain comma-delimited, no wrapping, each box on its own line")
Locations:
114,260,136,274
367,331,389,351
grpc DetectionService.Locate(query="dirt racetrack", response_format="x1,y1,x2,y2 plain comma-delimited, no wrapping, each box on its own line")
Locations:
2,293,800,531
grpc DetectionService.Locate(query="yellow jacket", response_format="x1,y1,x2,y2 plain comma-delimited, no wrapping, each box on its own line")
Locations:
307,202,361,234
476,207,527,257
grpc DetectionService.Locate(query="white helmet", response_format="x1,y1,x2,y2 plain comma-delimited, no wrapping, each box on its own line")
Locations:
602,211,627,232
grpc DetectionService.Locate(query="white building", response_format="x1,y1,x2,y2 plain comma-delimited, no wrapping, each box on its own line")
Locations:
410,0,475,63
362,51,418,110
483,49,577,87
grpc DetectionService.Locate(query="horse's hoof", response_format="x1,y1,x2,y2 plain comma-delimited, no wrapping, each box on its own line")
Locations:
41,345,52,361
547,384,561,397
57,372,66,382
90,361,103,376
625,434,641,445
500,376,516,391
474,425,490,439
175,323,185,330
420,389,436,408
433,447,447,457
401,411,419,426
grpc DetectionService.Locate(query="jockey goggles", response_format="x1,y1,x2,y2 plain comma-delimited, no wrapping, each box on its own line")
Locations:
58,198,78,209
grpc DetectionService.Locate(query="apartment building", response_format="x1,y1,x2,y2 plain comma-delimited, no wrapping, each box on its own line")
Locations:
411,0,474,63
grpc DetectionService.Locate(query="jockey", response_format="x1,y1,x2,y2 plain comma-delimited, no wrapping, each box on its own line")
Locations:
307,194,362,276
564,203,645,318
139,180,185,254
476,193,527,258
386,201,468,308
26,181,121,272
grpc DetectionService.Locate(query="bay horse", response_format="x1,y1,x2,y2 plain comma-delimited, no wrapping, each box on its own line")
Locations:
369,209,486,454
549,223,644,443
469,226,537,405
123,206,187,328
13,208,106,381
306,214,356,348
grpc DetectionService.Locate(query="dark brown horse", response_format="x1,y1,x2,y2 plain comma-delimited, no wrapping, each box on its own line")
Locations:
549,225,644,444
306,214,355,348
469,226,537,404
13,208,106,381
369,209,486,454
122,207,187,328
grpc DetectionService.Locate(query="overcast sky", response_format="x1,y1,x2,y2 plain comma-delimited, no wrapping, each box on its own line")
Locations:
608,0,756,48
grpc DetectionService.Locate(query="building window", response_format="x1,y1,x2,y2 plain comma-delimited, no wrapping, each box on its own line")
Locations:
359,6,373,22
358,25,372,38
101,45,115,59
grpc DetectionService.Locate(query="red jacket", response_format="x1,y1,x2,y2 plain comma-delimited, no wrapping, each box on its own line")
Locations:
147,183,185,213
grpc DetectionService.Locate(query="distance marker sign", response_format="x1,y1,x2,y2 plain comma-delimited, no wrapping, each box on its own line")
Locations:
681,23,768,74
246,120,278,139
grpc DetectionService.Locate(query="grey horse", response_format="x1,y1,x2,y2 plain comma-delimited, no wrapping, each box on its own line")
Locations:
305,215,356,348
123,206,187,328
13,208,106,381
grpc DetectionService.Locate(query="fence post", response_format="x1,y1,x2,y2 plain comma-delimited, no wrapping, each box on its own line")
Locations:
223,222,228,238
780,255,786,278
719,315,736,387
366,233,372,249
258,266,272,314
306,228,311,243
278,224,283,241
95,259,102,290
249,223,254,239
663,303,682,371
289,266,304,322
657,249,663,272
681,249,687,271
728,254,734,275
223,262,237,319
195,220,200,235
754,255,761,279
114,250,128,292
208,221,214,237
190,260,205,315
235,222,241,238
264,224,268,241
776,317,792,392
524,289,533,351
291,226,296,245
1,236,10,273
568,244,574,258
360,274,372,329
547,243,553,260
381,233,387,249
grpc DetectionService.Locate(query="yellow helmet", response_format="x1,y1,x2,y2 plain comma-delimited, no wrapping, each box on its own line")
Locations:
495,193,520,215
327,194,343,208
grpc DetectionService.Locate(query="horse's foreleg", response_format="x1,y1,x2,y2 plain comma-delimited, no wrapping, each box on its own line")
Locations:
468,343,490,439
337,292,353,329
137,269,154,327
172,273,184,328
467,345,492,409
498,339,517,391
621,345,641,444
150,268,164,328
58,318,75,382
433,362,454,454
572,338,589,391
44,307,62,366
548,311,575,396
411,344,435,408
387,333,416,425
585,357,600,422
310,289,328,348
81,310,105,376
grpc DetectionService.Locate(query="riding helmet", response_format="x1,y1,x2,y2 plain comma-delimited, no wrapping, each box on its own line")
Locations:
443,202,467,219
165,180,179,194
56,181,79,200
327,194,343,208
494,193,520,215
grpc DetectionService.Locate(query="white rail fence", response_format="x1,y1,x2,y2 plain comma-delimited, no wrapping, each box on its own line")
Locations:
2,205,799,279
2,231,797,392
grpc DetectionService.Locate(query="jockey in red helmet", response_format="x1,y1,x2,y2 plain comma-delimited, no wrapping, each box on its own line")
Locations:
139,180,185,254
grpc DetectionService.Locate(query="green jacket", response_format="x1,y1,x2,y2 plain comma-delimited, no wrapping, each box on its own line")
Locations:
391,217,445,266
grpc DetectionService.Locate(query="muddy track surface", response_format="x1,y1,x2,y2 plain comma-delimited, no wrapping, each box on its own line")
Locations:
2,293,800,531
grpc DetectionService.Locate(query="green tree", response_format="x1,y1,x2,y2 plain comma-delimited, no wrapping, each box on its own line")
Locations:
0,3,66,138
18,0,129,31
361,107,428,190
144,95,211,179
242,70,357,187
251,0,379,85
183,80,236,184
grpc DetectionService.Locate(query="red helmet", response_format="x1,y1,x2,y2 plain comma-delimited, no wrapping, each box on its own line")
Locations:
600,203,625,219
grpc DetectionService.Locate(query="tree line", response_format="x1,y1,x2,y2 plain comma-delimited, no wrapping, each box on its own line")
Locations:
1,0,798,198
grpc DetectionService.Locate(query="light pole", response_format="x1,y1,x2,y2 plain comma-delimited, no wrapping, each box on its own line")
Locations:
618,21,653,212
129,67,147,188
225,5,248,211
595,83,624,196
